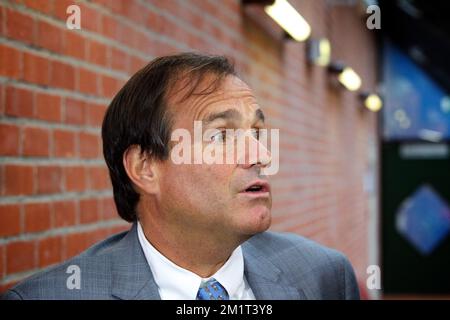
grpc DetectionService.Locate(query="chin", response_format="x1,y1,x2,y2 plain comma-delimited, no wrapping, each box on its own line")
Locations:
239,205,272,236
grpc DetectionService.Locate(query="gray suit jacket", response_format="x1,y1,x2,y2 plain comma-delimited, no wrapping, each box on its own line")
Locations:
2,223,360,300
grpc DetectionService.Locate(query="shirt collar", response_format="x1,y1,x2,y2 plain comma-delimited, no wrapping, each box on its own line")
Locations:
137,221,245,300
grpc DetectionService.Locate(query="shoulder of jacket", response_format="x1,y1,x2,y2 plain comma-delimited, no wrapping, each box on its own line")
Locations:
3,229,129,299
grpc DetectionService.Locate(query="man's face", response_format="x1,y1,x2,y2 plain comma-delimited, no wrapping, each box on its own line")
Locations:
156,75,272,242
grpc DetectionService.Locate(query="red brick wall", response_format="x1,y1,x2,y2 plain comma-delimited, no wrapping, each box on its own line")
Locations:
0,0,378,293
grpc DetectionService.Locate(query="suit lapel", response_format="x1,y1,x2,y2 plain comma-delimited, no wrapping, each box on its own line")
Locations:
242,241,307,300
111,223,161,300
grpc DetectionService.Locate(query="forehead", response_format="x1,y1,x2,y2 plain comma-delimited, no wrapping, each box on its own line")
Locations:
167,75,258,125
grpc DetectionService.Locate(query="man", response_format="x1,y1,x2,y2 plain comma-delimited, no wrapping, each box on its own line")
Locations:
2,53,359,300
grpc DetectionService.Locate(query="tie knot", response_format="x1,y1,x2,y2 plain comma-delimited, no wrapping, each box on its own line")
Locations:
196,278,229,300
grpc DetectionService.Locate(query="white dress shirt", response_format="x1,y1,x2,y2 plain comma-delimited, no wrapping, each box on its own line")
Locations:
137,221,255,300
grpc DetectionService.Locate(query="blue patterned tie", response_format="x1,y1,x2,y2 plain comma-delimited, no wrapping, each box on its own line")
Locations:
196,278,229,300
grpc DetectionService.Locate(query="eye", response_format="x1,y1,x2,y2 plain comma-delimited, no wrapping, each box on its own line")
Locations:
210,130,227,143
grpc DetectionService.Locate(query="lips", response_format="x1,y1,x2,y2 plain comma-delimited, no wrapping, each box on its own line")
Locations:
240,180,271,194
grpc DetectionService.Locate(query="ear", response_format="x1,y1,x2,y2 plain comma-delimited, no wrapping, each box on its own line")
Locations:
123,145,160,195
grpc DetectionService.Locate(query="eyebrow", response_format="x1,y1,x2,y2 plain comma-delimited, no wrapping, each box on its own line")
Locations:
203,108,265,126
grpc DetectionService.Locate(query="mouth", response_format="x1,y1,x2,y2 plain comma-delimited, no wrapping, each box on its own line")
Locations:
240,180,271,196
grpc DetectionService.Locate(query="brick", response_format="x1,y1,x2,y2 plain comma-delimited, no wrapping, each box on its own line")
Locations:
65,232,86,258
96,0,123,15
53,129,76,158
5,8,35,44
101,74,121,98
79,132,100,159
145,9,161,32
0,123,20,156
79,198,99,224
87,166,110,190
92,227,110,241
64,30,86,60
87,40,108,67
65,230,103,258
100,197,117,220
77,3,102,32
0,204,21,236
6,240,35,274
0,6,3,35
23,0,53,14
53,200,77,227
110,47,129,72
135,32,153,53
64,166,86,192
5,86,34,118
0,45,21,79
3,164,34,196
24,202,51,233
50,60,75,90
52,0,74,21
23,126,50,157
38,236,62,268
23,52,51,85
36,165,62,194
101,14,122,40
129,56,146,74
0,84,3,115
64,98,86,125
0,245,4,279
108,224,130,235
35,92,61,122
86,103,106,127
36,20,63,53
1,164,5,195
78,68,98,96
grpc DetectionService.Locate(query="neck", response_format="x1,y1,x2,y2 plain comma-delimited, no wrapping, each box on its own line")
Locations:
139,213,245,278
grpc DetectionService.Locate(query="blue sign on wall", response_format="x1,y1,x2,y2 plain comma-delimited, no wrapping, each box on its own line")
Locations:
396,184,450,255
383,43,450,141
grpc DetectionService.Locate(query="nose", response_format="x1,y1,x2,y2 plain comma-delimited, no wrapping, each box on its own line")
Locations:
236,131,272,169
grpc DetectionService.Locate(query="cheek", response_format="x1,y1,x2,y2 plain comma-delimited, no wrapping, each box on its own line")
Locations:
159,163,235,205
201,164,234,189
